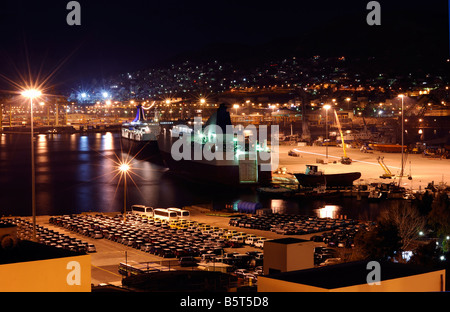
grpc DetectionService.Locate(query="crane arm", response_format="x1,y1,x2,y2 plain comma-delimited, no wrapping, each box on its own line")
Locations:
334,110,347,158
377,156,392,175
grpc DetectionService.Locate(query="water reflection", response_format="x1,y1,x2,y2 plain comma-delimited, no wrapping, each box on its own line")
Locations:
101,132,114,150
79,136,89,151
315,205,341,219
0,132,390,220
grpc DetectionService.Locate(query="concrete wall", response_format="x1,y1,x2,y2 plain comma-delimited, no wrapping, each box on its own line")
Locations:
0,254,91,292
263,240,314,275
257,269,446,292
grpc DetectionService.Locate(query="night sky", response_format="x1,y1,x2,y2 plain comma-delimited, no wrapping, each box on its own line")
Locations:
0,0,448,93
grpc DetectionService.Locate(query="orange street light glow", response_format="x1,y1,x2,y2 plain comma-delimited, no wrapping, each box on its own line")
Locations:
21,89,42,98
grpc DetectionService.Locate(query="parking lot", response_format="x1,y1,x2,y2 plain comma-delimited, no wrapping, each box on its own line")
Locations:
12,210,267,287
5,204,371,288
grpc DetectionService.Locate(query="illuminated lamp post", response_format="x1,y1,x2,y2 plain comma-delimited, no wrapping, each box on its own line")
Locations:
21,89,42,241
119,162,130,222
398,94,405,177
323,104,331,160
233,104,239,115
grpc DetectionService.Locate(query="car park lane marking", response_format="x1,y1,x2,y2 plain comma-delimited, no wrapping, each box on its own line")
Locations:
91,264,122,278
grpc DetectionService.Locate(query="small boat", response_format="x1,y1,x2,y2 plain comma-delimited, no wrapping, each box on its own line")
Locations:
368,189,382,202
293,165,361,189
402,191,415,201
370,144,407,153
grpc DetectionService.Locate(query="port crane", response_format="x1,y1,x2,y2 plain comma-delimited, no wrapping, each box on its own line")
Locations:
334,110,352,165
377,156,394,179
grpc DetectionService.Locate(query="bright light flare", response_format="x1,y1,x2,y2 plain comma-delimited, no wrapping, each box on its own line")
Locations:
21,89,42,99
119,163,130,172
323,104,331,110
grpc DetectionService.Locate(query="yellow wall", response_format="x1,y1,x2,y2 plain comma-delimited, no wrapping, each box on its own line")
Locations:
332,270,445,292
258,276,326,292
258,270,446,292
0,255,91,292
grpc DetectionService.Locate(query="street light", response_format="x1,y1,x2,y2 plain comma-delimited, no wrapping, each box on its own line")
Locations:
398,94,405,177
346,98,351,110
233,104,239,115
119,162,130,222
21,89,42,241
323,104,331,160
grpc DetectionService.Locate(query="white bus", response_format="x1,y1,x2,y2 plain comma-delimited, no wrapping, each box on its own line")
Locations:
153,208,178,222
130,205,154,217
167,208,190,220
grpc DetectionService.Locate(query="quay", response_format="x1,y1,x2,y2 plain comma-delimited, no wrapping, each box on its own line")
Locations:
274,144,450,194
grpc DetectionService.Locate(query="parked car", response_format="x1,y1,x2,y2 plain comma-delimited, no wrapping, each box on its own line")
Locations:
319,258,341,266
87,243,96,253
233,269,250,278
254,239,267,248
179,256,199,267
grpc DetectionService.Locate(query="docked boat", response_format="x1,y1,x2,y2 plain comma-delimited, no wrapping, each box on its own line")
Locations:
368,188,383,202
293,165,361,189
121,104,161,159
369,144,407,153
157,103,272,187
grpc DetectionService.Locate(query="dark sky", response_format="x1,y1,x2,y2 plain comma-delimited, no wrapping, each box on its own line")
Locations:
0,0,448,93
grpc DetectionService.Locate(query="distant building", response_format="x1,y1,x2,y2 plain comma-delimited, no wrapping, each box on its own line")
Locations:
263,237,315,275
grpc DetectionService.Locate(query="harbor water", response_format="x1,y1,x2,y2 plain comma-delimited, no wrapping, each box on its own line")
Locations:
0,132,389,220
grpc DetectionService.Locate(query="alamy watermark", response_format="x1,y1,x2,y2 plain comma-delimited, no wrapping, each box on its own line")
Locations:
366,1,381,26
66,1,81,26
169,117,279,171
366,261,381,286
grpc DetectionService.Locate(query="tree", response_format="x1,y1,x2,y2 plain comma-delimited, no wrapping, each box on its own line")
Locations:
428,192,450,237
352,220,402,261
409,241,441,267
380,201,425,251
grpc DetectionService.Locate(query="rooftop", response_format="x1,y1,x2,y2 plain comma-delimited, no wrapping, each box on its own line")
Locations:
0,240,81,265
267,237,310,244
265,260,443,289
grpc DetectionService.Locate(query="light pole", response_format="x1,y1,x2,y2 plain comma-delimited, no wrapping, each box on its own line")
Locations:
21,89,42,241
119,162,130,222
233,104,239,116
323,104,331,160
399,94,405,177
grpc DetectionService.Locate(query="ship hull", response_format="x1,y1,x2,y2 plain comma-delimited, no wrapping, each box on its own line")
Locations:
294,172,361,188
158,149,272,187
370,144,406,153
120,137,160,161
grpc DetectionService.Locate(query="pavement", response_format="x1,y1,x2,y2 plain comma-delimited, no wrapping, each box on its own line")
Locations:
275,144,450,191
33,206,322,287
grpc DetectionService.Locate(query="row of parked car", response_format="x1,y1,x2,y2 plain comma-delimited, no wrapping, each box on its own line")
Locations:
5,217,96,253
229,213,361,235
309,221,374,249
48,213,267,271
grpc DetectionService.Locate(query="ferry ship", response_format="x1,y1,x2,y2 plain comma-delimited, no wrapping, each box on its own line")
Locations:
121,104,161,159
157,103,273,187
